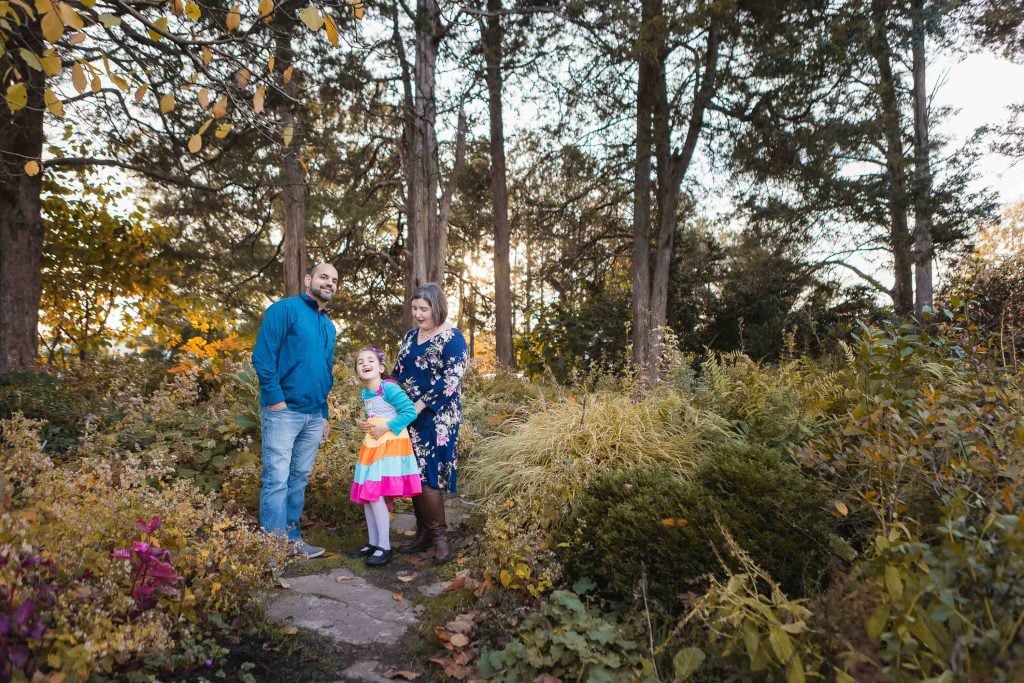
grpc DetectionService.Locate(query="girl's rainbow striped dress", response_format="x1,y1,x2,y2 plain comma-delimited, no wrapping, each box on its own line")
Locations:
350,380,423,503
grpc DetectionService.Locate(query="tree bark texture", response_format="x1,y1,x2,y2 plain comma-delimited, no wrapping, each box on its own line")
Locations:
911,0,934,314
410,0,442,290
870,0,915,316
483,0,515,369
630,0,658,375
275,13,307,297
0,22,46,373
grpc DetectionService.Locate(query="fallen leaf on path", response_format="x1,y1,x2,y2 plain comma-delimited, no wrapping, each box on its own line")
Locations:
449,633,470,648
335,575,353,583
444,662,471,679
281,626,298,635
392,592,404,601
452,651,471,666
433,626,451,643
404,555,423,567
401,529,416,536
443,576,466,592
384,670,421,680
397,573,416,582
429,657,449,667
279,580,291,589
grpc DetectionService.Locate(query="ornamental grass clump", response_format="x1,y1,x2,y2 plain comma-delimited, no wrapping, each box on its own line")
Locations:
464,388,735,595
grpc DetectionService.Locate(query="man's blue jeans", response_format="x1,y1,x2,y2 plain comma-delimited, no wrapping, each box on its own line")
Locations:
259,406,324,541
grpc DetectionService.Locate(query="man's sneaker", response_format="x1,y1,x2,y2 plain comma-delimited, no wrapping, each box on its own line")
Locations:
292,541,325,559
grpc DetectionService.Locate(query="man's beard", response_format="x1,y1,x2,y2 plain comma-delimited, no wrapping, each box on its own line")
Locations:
310,285,334,302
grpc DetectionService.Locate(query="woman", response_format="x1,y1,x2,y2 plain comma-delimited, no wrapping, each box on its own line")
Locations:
392,282,468,564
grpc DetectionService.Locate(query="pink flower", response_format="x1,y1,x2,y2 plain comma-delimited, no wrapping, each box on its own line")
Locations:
134,516,162,534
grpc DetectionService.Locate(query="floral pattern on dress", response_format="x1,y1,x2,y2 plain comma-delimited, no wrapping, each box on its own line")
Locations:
393,327,469,493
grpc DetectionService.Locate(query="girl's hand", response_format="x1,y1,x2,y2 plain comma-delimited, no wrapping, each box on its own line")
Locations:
369,423,389,439
414,400,426,414
357,418,370,432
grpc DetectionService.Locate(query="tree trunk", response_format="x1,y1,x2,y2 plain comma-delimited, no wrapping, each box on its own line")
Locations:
411,0,441,290
911,0,933,314
483,0,514,369
0,24,46,374
275,12,307,296
870,0,914,316
630,0,658,374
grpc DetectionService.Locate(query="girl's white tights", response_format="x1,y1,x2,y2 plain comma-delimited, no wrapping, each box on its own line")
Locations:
364,498,391,550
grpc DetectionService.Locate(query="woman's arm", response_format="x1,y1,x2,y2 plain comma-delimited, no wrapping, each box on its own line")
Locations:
417,330,469,413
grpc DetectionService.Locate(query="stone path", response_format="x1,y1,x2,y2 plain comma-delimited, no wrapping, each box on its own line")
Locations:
266,503,469,682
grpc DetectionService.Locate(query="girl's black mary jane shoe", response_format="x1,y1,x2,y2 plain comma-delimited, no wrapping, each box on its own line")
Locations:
364,548,393,567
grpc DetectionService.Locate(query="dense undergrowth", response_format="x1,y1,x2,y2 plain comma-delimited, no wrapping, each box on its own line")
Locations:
2,308,1022,681
465,309,1024,682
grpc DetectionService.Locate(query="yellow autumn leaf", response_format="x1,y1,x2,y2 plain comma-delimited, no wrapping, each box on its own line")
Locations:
44,88,64,116
57,2,84,29
71,62,86,93
498,569,511,588
353,1,364,19
253,85,265,113
212,94,228,118
282,123,294,146
198,118,213,135
19,48,43,72
324,13,339,46
160,92,175,113
297,5,323,30
110,73,128,90
267,55,276,72
225,5,240,31
68,31,86,44
40,11,63,43
91,76,101,93
258,0,273,20
187,134,202,153
214,122,232,138
198,87,210,108
282,65,294,85
202,46,212,65
6,83,28,111
184,0,201,20
449,633,470,648
24,160,41,176
40,50,62,76
660,518,688,527
134,84,148,103
148,16,168,41
236,67,250,87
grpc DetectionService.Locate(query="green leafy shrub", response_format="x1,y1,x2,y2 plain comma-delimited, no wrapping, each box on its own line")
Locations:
557,443,837,609
0,414,288,681
691,352,844,447
0,358,167,454
477,587,654,682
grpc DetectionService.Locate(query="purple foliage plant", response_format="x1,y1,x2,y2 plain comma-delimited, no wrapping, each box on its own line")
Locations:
112,516,182,612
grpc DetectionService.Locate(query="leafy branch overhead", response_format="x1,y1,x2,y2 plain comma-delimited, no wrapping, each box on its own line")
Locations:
2,0,367,175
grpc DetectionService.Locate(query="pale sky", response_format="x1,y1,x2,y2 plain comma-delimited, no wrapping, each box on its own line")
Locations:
933,50,1024,207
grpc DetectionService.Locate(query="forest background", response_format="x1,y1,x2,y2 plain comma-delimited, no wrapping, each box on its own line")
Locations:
4,0,1024,681
2,0,1023,377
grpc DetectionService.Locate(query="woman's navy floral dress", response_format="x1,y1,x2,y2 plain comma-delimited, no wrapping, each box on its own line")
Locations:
393,327,469,493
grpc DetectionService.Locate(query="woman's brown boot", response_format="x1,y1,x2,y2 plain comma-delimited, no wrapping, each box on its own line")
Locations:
397,494,432,553
421,487,451,565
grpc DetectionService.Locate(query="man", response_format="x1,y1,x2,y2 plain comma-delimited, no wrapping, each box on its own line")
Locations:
252,262,339,558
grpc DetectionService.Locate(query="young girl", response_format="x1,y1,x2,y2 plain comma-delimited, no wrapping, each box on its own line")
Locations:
347,347,422,566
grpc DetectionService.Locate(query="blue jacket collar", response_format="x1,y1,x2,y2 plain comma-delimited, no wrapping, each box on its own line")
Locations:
300,292,328,314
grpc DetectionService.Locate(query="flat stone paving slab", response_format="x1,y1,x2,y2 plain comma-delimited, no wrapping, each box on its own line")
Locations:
267,568,418,646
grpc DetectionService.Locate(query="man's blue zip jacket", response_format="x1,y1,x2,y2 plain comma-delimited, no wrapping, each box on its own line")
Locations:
252,293,336,418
